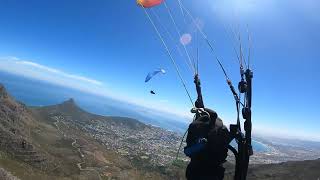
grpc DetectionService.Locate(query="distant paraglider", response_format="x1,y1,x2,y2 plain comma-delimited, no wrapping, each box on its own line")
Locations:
145,68,166,95
145,68,166,83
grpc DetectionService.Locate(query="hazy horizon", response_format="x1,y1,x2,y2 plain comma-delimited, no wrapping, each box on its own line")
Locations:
0,71,319,143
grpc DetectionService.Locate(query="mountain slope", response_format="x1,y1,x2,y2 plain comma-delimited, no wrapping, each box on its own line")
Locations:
31,98,185,179
223,159,320,179
247,158,320,180
0,84,177,180
0,85,54,169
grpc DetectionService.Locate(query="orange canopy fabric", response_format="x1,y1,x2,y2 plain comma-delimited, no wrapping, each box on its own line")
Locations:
137,0,163,8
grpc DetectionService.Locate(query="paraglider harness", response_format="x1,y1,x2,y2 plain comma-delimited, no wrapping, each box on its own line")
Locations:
190,68,253,180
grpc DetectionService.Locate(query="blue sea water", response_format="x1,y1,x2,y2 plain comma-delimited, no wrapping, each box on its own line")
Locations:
230,140,270,153
252,140,270,152
0,72,269,152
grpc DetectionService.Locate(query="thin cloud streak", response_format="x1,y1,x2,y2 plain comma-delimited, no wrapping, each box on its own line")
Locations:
16,60,103,85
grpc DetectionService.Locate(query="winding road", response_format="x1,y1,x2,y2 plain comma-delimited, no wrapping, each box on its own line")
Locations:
53,116,102,179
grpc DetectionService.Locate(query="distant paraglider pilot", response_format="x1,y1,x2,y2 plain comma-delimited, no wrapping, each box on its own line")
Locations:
150,90,156,95
184,108,230,180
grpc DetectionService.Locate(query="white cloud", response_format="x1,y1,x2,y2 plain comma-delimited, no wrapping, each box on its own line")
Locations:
0,56,111,98
16,60,102,85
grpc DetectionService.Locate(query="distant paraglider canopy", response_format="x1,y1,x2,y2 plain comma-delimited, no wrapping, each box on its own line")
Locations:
145,68,166,83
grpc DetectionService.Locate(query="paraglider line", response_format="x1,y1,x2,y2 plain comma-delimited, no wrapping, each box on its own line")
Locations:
175,129,188,160
177,0,187,24
238,33,247,69
197,46,199,75
180,2,233,82
151,9,192,71
164,1,197,75
176,0,199,73
222,22,242,67
142,7,195,107
247,24,252,69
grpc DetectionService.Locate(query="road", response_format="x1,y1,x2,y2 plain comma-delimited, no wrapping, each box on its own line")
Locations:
53,116,102,180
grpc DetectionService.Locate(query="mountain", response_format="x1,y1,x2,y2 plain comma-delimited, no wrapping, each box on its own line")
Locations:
33,97,149,131
31,97,185,178
0,84,183,180
226,158,320,180
0,85,51,168
0,84,82,179
0,84,320,180
223,158,320,179
247,158,320,180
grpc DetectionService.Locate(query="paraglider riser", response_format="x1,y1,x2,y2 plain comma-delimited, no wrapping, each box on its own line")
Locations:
228,69,253,180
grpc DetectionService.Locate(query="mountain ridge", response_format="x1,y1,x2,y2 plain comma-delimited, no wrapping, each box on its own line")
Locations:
32,97,148,131
0,84,165,179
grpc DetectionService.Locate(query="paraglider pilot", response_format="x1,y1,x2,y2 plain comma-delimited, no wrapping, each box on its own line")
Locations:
184,75,230,180
184,108,230,180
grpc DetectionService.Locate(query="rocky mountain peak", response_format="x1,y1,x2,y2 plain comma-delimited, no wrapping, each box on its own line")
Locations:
58,98,83,113
63,98,76,106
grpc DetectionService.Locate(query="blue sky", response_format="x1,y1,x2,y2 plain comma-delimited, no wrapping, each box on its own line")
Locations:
0,0,319,140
